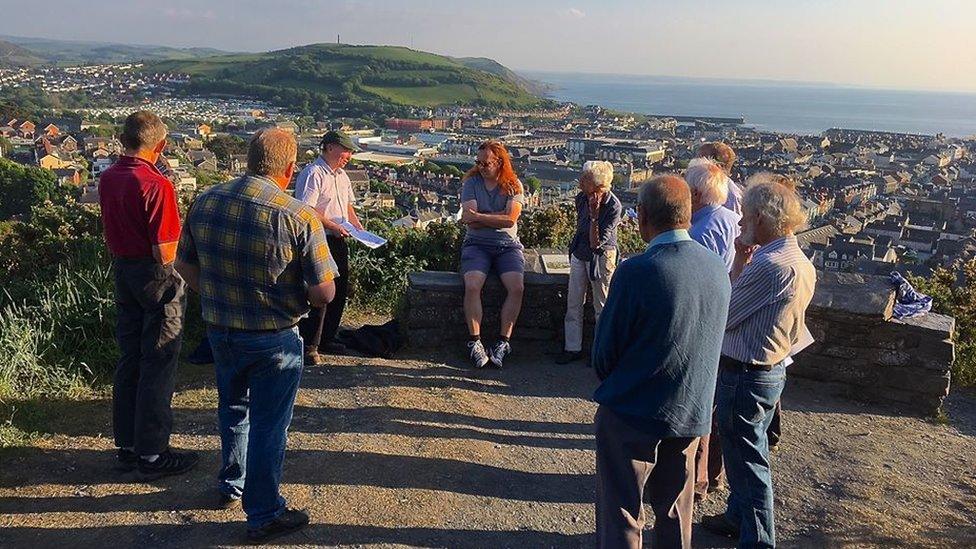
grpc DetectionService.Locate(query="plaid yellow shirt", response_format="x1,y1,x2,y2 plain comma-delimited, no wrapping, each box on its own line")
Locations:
178,175,338,330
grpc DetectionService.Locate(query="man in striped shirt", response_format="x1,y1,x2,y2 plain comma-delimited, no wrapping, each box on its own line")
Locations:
702,177,816,549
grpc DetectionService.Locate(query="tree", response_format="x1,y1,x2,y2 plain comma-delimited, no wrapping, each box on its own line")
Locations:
442,164,464,178
194,169,224,189
0,158,58,220
524,176,542,195
910,261,976,387
85,126,116,138
204,134,248,162
0,136,11,157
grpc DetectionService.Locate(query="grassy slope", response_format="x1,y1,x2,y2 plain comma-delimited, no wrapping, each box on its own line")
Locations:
0,35,231,65
0,40,46,67
150,44,541,108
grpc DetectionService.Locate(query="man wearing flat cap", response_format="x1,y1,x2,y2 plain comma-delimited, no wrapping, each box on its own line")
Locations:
294,130,364,364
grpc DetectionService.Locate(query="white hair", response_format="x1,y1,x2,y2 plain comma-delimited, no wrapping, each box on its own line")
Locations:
742,179,808,236
684,157,728,206
582,160,614,192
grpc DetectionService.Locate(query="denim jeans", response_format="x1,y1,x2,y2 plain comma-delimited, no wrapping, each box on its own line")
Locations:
208,325,304,529
715,360,786,549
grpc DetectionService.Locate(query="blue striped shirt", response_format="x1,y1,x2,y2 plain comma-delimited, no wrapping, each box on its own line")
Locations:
722,235,816,365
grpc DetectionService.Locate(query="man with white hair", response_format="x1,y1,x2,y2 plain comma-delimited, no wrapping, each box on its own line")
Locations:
686,158,741,272
684,157,742,502
697,142,743,215
702,177,815,549
557,160,622,365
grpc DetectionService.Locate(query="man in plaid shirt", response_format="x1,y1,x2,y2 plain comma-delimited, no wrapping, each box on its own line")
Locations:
176,128,337,544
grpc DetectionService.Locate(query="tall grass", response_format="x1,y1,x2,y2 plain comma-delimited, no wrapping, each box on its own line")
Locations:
0,263,118,398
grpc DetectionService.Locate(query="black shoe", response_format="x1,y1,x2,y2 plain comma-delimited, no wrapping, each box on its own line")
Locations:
137,449,199,481
114,448,138,472
555,350,584,364
217,491,242,510
247,508,309,545
701,513,740,538
319,341,348,355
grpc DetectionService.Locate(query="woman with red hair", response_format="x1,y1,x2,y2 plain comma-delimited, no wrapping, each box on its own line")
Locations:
459,140,526,368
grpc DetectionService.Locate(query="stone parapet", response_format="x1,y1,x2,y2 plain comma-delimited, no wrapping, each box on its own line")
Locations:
399,270,954,415
793,271,954,416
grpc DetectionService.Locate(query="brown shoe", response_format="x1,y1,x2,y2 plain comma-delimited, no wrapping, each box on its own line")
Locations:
304,351,327,366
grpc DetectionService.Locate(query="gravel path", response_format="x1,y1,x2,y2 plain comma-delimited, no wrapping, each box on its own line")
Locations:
1,346,975,548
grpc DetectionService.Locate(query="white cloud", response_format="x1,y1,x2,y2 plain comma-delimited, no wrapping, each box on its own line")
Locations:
567,7,585,19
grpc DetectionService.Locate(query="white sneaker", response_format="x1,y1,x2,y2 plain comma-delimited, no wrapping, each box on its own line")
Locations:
467,340,490,368
489,340,511,368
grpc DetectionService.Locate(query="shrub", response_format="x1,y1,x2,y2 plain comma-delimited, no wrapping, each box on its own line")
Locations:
910,260,976,387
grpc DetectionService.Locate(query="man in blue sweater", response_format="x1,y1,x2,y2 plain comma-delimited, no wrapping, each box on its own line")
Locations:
592,175,731,549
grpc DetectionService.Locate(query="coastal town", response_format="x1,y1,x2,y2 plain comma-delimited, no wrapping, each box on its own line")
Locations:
2,61,975,278
2,11,976,545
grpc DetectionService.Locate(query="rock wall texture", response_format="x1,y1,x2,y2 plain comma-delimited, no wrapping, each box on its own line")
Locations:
399,270,954,415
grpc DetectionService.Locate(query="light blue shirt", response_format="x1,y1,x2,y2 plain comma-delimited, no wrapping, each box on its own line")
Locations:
689,204,741,272
646,229,691,251
723,177,743,215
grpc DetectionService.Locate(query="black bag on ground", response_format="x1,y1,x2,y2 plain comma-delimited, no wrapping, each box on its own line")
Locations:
336,319,404,358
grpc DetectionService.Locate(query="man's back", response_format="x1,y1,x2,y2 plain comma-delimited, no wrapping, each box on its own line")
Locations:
180,175,336,330
98,156,180,258
593,239,731,438
690,204,741,272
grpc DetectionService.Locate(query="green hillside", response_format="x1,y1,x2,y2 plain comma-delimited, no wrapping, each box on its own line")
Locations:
150,43,542,112
0,40,46,67
451,56,550,96
0,35,229,65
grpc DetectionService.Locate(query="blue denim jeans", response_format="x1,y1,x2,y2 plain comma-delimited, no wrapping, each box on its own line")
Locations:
715,360,786,549
208,325,304,529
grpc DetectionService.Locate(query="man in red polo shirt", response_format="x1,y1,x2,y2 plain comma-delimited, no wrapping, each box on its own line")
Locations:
99,111,197,480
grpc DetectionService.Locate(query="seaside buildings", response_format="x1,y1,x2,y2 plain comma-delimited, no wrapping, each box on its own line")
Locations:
3,61,975,277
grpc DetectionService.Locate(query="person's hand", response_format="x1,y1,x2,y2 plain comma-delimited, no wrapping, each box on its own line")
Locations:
460,207,480,224
352,221,364,232
588,192,603,215
334,224,352,238
734,237,758,262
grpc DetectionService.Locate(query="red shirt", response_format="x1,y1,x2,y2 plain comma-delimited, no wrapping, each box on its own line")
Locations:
98,156,181,259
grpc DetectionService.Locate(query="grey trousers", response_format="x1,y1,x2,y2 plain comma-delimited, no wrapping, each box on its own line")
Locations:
564,251,616,352
595,405,699,549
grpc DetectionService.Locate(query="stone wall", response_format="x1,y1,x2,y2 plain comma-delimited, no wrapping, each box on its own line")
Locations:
792,272,954,416
399,270,955,416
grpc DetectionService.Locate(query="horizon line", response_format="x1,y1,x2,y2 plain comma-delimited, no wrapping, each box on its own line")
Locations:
3,32,975,96
516,69,976,97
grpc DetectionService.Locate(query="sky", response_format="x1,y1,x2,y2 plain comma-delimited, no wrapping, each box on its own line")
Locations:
2,0,975,93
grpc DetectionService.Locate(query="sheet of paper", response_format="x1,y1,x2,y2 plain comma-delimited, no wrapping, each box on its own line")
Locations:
339,221,387,249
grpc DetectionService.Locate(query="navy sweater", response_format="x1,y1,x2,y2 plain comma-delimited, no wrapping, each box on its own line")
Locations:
592,239,731,438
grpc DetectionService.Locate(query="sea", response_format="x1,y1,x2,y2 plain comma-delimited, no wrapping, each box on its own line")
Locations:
522,72,976,138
